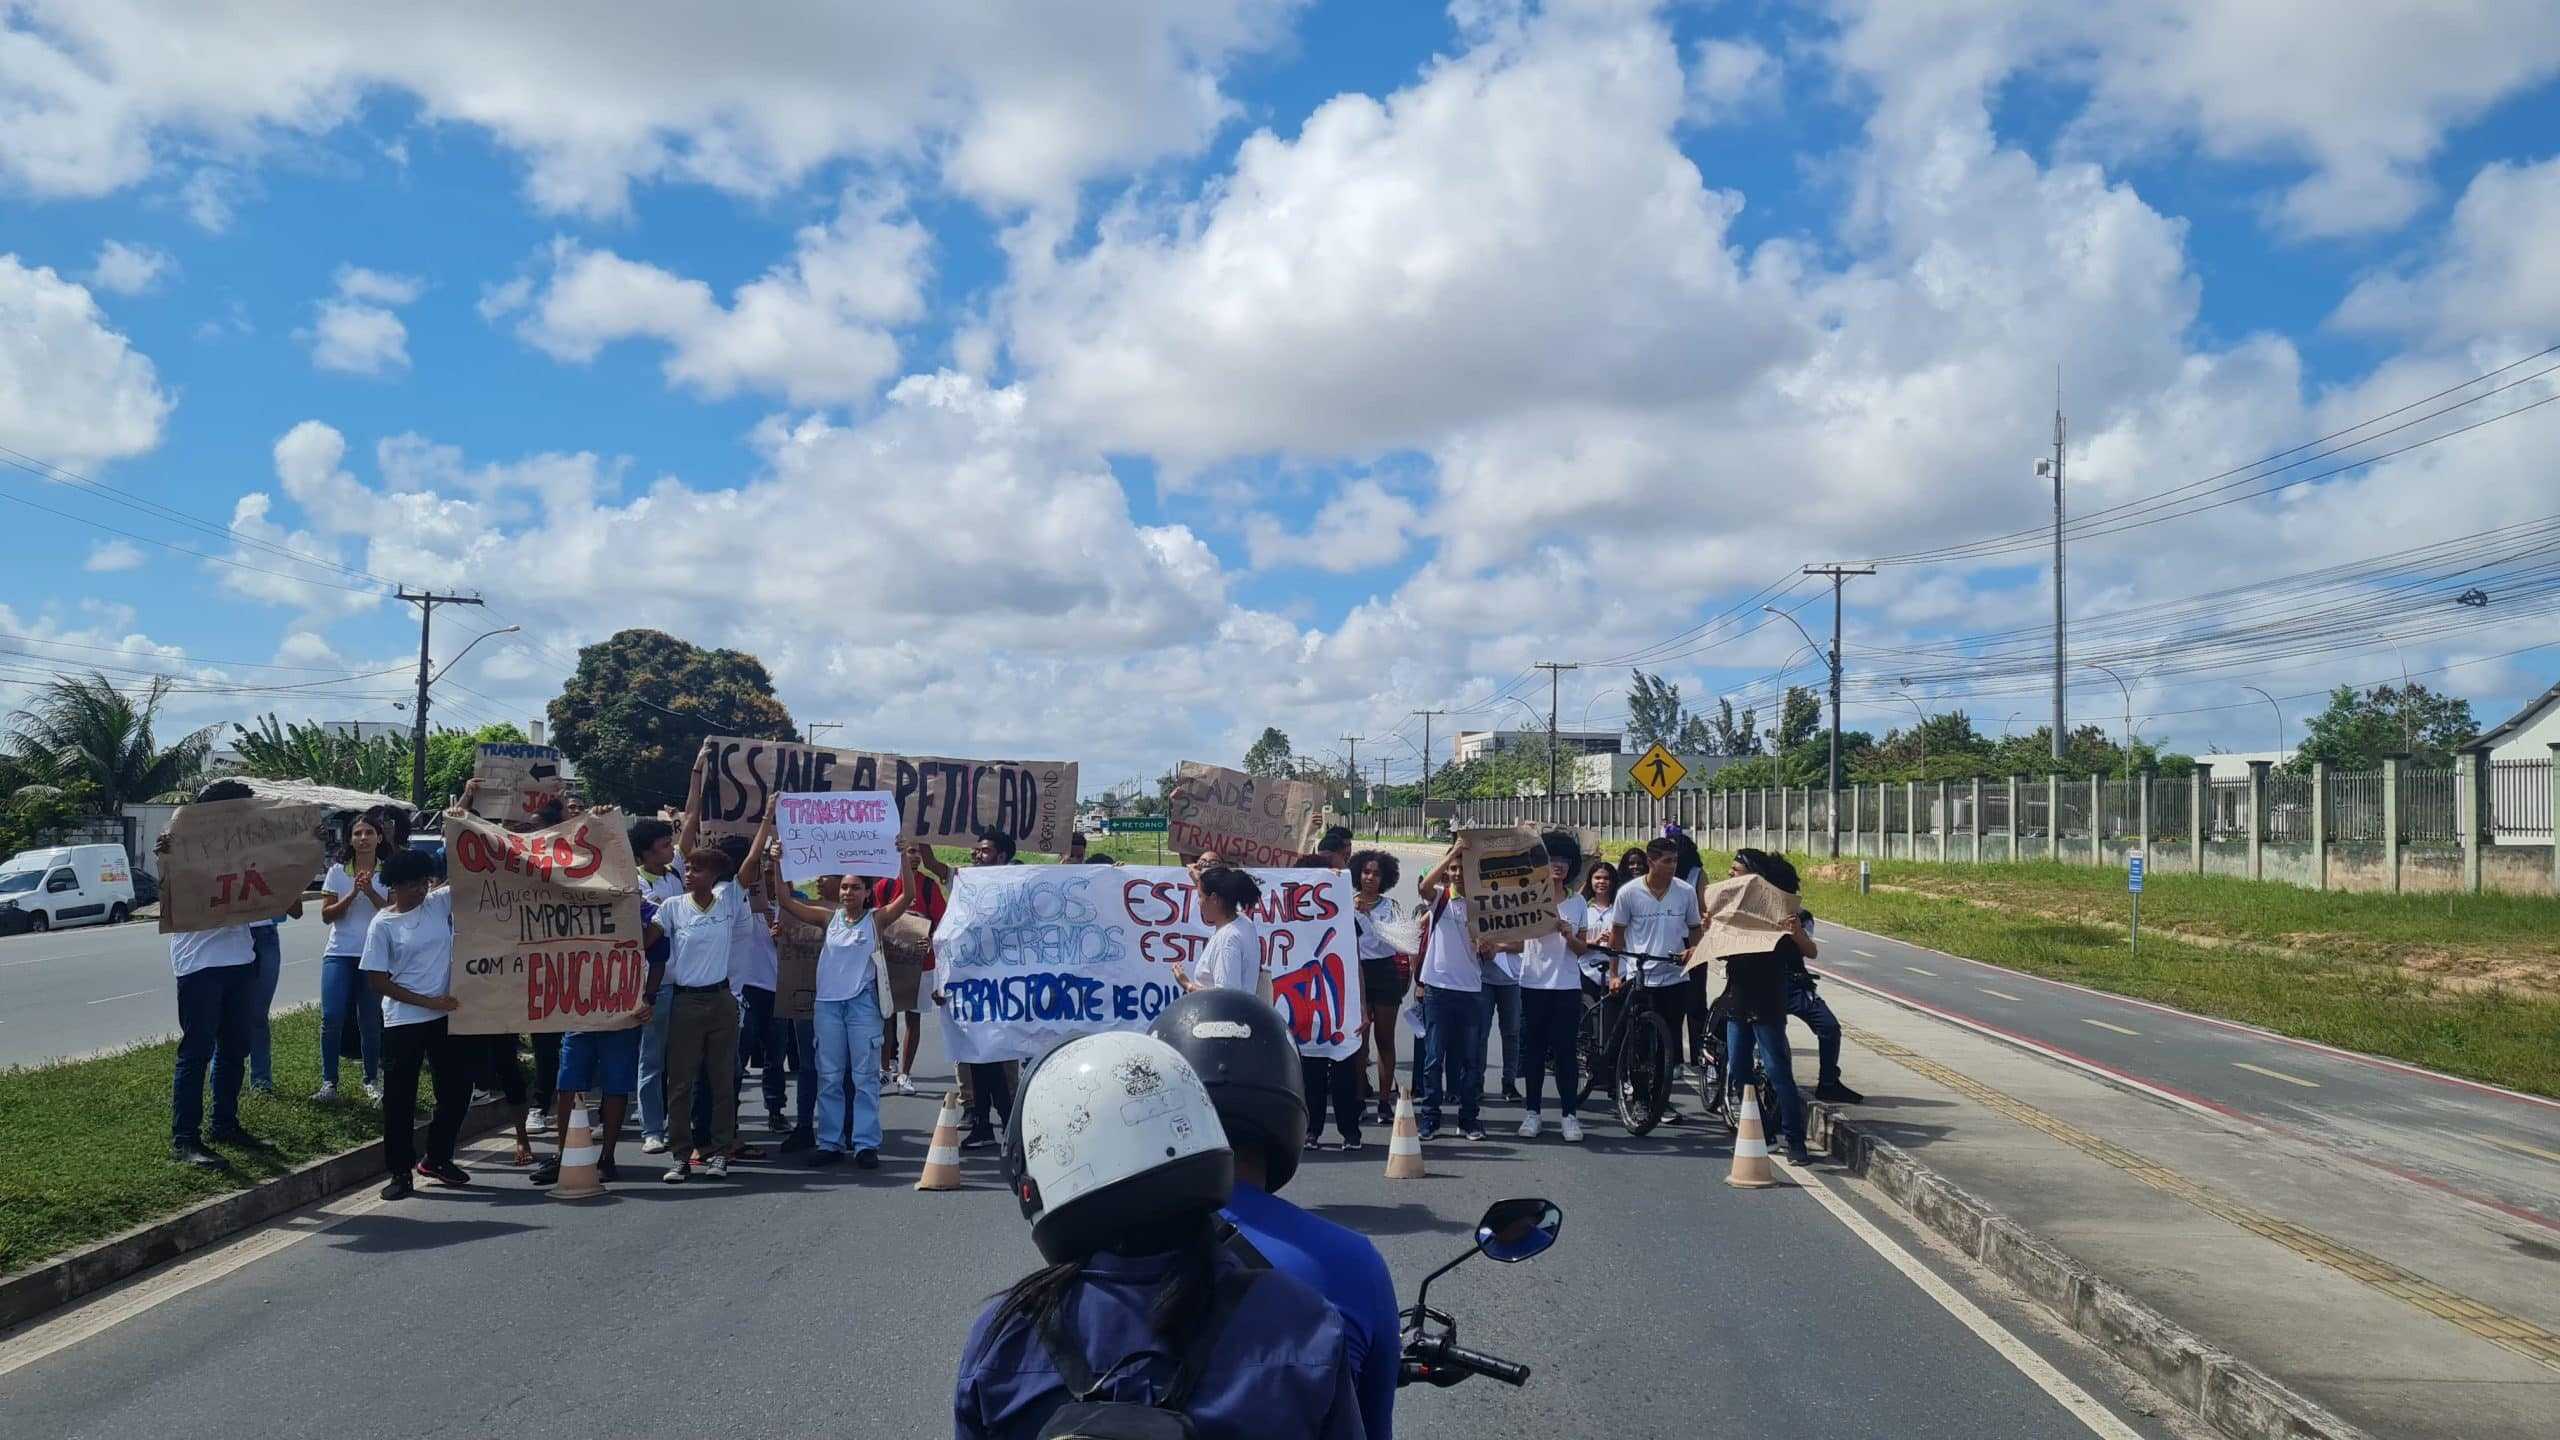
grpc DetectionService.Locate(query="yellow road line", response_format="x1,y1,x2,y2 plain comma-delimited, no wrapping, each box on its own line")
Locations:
2233,1062,2320,1089
2480,1134,2560,1166
2079,1019,2139,1036
1843,1023,2560,1375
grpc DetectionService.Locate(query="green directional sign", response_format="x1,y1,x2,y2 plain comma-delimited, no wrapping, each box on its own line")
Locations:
1105,815,1169,834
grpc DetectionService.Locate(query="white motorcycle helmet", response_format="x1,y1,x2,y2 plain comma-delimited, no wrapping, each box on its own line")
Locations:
1007,1030,1235,1264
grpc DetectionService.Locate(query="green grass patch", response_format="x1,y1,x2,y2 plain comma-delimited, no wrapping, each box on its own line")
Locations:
1753,855,2560,1098
0,1006,390,1276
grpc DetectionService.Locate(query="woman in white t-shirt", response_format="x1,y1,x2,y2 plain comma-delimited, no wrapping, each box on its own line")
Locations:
362,847,470,1200
766,845,918,1169
1513,832,1595,1142
1181,864,1267,1004
314,810,396,1101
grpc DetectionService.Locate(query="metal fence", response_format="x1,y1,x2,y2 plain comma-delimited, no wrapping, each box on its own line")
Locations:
2401,768,2457,842
2491,758,2552,840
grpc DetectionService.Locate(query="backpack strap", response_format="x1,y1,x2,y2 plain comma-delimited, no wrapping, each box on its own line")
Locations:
1159,1268,1262,1413
1034,1301,1103,1401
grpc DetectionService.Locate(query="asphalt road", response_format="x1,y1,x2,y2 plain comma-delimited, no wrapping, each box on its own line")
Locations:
0,914,333,1068
1806,924,2560,1229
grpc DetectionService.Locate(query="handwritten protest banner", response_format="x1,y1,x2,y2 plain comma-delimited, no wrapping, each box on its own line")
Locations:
697,735,1077,856
1456,826,1558,946
1163,761,1325,866
469,742,566,823
1686,873,1799,968
774,908,823,1022
771,790,900,881
159,795,328,934
933,865,1362,1064
442,807,648,1035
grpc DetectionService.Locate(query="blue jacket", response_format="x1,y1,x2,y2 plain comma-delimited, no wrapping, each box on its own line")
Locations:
1224,1182,1400,1440
954,1244,1366,1440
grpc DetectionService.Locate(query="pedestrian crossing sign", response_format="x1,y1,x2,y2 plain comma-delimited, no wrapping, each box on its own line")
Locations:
1631,742,1688,801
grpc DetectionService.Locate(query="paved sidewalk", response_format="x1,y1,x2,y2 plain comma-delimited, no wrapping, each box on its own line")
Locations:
1820,981,2560,1440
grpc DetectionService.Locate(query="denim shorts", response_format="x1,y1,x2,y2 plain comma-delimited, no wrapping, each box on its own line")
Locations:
556,1027,642,1097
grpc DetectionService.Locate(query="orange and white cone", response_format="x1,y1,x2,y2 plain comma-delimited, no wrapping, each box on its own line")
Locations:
1383,1090,1426,1180
1725,1089,1778,1189
915,1089,967,1192
553,1094,606,1201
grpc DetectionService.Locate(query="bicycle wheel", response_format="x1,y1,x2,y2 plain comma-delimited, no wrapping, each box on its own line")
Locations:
1695,1039,1726,1120
1616,1013,1673,1135
1571,1003,1609,1113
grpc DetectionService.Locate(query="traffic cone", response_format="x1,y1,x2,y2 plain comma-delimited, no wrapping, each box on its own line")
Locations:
1725,1089,1778,1189
1383,1090,1426,1180
553,1094,606,1201
915,1090,967,1192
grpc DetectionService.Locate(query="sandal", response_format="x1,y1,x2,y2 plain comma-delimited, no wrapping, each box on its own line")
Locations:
512,1140,535,1167
727,1142,765,1161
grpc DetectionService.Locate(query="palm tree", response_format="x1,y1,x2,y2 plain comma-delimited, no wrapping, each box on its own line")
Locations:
229,714,411,794
6,673,218,815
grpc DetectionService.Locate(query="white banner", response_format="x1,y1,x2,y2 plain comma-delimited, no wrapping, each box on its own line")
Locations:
933,865,1363,1063
771,790,900,881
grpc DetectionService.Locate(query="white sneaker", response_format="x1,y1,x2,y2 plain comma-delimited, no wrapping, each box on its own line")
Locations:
309,1082,339,1102
364,1083,384,1103
528,1111,552,1134
641,1135,670,1155
1517,1113,1542,1139
1560,1116,1584,1143
894,1071,917,1097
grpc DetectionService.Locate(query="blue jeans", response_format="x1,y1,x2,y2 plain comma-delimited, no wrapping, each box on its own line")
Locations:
736,985,784,1117
1787,979,1845,1086
214,924,285,1090
173,962,259,1142
637,978,676,1140
812,988,884,1154
1485,980,1522,1089
318,954,382,1087
770,1017,816,1131
1726,1015,1805,1147
1416,987,1489,1134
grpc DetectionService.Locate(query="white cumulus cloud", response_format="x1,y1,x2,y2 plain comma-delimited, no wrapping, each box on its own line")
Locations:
86,239,174,295
0,254,172,467
299,264,424,375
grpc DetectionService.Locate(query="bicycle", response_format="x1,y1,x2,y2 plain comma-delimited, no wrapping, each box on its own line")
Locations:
1698,991,1778,1138
1568,946,1679,1135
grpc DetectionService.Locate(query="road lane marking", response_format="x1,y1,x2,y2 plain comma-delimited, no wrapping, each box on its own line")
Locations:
84,989,154,1005
1843,1022,2560,1373
0,949,109,968
2233,1062,2319,1089
1904,966,1937,977
2079,1019,2139,1036
1780,1158,2147,1439
1854,948,1878,958
2480,1135,2560,1165
1977,988,2024,1002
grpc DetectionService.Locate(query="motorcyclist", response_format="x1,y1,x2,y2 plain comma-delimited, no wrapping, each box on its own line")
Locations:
960,1031,1364,1439
1151,989,1401,1440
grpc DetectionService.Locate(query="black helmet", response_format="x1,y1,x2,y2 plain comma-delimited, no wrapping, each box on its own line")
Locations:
1147,988,1308,1193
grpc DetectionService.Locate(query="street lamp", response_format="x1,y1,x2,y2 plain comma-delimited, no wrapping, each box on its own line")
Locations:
2086,662,2135,782
1762,605,1843,853
1580,687,1623,735
431,625,521,684
1890,692,1929,729
2242,686,2285,762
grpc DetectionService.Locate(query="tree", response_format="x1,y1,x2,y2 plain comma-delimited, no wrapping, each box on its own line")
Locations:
546,630,796,812
1242,726,1296,778
2288,683,2478,772
1707,696,1758,756
229,715,415,795
6,673,216,814
425,721,530,804
1627,670,1729,754
1777,685,1822,751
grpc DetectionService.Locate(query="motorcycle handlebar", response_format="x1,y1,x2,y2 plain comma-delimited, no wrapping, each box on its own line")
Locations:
1442,1343,1532,1387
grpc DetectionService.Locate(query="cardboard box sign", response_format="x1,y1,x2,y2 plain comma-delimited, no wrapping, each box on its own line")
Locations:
441,806,649,1034
695,735,1077,857
1164,760,1325,867
470,742,567,823
158,795,329,934
1455,825,1559,946
1686,873,1800,967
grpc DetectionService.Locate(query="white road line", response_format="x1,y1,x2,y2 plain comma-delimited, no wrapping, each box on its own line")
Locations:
84,989,154,1005
0,1135,518,1378
0,950,108,968
2080,1019,2139,1036
1904,966,1937,977
1780,1158,2148,1440
1854,948,1879,958
2233,1062,2319,1089
1977,988,2025,1002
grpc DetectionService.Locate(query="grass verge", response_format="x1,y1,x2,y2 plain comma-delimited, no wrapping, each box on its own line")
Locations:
1766,856,2560,1099
0,1006,389,1276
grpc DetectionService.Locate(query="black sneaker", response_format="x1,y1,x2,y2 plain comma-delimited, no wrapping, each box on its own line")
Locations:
1786,1141,1814,1165
1304,1135,1329,1153
810,1149,846,1168
598,1157,621,1184
419,1159,471,1188
171,1140,222,1168
1500,1084,1523,1104
1814,1080,1866,1104
379,1175,414,1201
778,1127,816,1153
959,1128,997,1151
529,1159,562,1186
1463,1126,1488,1142
854,1148,880,1170
208,1125,267,1149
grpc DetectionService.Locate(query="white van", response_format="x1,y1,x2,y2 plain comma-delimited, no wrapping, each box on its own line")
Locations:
0,844,138,933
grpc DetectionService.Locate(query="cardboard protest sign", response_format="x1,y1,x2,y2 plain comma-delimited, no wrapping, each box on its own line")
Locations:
1687,873,1800,968
1163,761,1326,867
158,795,329,933
696,735,1078,856
469,742,566,823
1455,826,1558,947
933,865,1362,1063
771,790,900,881
773,909,823,1022
441,807,648,1035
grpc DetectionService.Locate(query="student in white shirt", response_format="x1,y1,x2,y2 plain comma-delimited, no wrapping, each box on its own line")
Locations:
1349,849,1409,1128
628,815,685,1151
1181,863,1268,1003
1513,831,1594,1141
157,780,267,1169
363,847,470,1200
1411,846,1493,1141
1602,836,1704,1121
644,843,749,1184
763,837,917,1169
314,810,395,1101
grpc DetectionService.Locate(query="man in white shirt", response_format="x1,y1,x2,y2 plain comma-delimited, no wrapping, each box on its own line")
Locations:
363,848,471,1199
645,846,747,1182
1411,846,1492,1142
1602,836,1703,1118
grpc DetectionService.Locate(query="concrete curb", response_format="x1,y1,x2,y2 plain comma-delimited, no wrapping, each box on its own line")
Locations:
0,1103,507,1334
1809,1103,2373,1440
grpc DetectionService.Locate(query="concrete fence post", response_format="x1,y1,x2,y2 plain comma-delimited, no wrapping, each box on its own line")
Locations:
2046,772,2063,862
2459,748,2487,895
1904,780,1919,860
2382,754,2404,893
2311,760,2329,892
2247,760,2271,882
1971,776,1985,863
1876,781,1888,858
1848,784,1862,857
2088,774,2103,866
2005,774,2021,863
2548,742,2560,893
2137,765,2153,866
2189,769,2206,874
1936,779,1953,861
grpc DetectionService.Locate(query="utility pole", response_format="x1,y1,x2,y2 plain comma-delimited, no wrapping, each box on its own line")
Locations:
2039,376,2068,764
398,588,484,809
1534,662,1578,822
1411,709,1447,826
1339,734,1363,825
1801,565,1874,857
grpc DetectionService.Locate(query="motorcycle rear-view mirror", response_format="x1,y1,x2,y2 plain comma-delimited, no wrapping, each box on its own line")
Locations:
1474,1198,1562,1264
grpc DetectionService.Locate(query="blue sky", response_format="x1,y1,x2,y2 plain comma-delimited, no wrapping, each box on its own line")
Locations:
4,0,2559,790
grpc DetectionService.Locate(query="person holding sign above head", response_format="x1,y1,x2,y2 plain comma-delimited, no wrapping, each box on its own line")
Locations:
756,827,917,1170
629,814,686,1156
925,826,1024,1150
363,846,471,1200
1515,830,1592,1142
158,779,268,1168
1178,862,1268,1005
644,840,749,1184
1411,845,1492,1143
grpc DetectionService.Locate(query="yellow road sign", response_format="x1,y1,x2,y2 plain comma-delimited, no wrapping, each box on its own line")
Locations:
1630,742,1688,800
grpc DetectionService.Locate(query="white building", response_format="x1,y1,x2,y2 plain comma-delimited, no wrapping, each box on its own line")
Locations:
2480,681,2560,764
1452,728,1621,763
2478,680,2558,844
2200,750,2290,780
